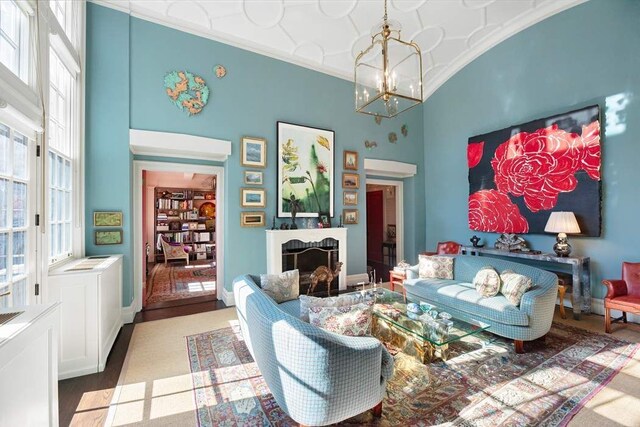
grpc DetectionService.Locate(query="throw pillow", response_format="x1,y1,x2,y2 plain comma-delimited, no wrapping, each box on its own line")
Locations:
418,255,454,279
500,270,532,306
299,293,363,322
259,269,299,303
308,302,373,336
473,266,501,297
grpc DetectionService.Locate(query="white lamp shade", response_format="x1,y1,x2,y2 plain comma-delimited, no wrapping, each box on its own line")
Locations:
544,211,581,234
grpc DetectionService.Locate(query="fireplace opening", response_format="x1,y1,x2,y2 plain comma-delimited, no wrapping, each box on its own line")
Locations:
282,238,339,297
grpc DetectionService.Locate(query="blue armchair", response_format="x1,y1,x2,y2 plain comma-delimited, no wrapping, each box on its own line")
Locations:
233,275,394,426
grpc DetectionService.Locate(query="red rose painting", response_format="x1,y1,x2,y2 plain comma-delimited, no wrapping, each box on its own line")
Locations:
469,190,529,233
468,105,601,236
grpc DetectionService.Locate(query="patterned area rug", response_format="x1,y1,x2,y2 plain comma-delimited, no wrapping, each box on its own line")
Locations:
186,323,638,426
146,261,216,305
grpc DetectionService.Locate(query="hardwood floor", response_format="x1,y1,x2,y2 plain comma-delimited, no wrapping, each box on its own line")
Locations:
58,299,227,427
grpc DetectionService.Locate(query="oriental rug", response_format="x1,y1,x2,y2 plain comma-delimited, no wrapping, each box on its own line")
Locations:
186,323,638,426
146,261,216,305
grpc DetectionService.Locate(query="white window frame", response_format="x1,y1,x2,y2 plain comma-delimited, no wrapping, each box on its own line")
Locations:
0,123,38,308
0,0,30,82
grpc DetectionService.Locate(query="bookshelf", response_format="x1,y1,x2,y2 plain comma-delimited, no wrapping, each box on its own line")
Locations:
154,187,216,262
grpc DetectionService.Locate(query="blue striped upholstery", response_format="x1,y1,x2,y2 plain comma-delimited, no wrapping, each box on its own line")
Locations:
404,255,557,341
233,275,393,426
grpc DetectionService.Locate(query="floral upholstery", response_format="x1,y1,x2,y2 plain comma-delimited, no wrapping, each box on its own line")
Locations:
308,302,373,337
160,238,189,264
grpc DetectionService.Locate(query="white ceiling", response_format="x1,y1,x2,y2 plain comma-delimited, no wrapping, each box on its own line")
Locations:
95,0,585,99
145,171,215,188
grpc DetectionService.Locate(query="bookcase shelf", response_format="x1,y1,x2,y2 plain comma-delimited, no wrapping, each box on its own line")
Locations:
154,186,216,262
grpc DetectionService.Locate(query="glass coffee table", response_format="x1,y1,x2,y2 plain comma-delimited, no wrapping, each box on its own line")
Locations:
352,287,490,363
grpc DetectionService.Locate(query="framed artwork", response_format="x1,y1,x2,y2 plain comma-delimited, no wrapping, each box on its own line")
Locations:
241,212,265,227
241,136,267,168
319,212,331,228
244,170,263,185
343,209,358,225
468,105,601,236
93,211,123,227
95,230,123,245
343,191,358,205
277,121,335,217
241,188,266,208
343,150,358,170
342,172,359,189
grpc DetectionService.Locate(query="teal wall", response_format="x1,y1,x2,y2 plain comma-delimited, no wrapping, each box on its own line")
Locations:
85,6,133,303
85,3,426,304
423,0,640,299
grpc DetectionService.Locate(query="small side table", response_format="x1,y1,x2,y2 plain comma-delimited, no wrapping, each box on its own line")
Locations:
389,270,406,297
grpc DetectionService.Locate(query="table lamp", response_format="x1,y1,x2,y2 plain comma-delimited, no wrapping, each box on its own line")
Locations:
544,211,581,257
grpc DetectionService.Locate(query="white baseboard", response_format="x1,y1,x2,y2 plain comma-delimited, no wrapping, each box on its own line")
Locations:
121,301,136,324
222,287,235,307
588,297,640,323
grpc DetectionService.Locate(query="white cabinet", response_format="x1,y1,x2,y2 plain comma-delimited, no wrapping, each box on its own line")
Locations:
48,255,123,379
0,303,60,427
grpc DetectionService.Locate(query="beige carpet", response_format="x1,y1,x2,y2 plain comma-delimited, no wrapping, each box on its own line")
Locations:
107,303,640,426
106,308,237,426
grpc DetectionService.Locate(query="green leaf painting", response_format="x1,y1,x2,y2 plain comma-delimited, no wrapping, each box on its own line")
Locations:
278,122,334,217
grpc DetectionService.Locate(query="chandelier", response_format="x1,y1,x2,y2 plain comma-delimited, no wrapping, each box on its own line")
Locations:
354,0,423,118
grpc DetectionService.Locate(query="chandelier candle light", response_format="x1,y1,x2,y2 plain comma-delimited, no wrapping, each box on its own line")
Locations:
544,211,581,257
355,0,423,118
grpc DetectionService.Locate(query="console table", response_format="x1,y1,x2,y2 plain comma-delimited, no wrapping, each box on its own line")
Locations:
460,246,591,320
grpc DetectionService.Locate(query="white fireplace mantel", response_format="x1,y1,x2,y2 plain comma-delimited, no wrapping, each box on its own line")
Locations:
266,228,348,291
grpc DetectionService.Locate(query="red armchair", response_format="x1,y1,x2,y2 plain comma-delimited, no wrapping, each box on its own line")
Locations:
602,262,640,333
422,241,462,256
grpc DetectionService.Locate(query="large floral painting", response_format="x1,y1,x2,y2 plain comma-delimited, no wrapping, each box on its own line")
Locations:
468,105,601,236
278,122,334,217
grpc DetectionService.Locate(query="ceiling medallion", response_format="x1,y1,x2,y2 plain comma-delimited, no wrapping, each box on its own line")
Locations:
354,0,423,118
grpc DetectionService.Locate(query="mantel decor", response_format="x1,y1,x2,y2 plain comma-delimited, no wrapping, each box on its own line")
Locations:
468,105,601,236
277,122,334,218
354,0,423,118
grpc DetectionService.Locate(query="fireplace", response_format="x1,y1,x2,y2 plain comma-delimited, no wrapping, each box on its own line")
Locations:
266,229,348,296
282,239,339,297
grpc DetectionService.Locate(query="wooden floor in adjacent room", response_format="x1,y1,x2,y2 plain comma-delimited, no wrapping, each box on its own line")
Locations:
58,296,640,427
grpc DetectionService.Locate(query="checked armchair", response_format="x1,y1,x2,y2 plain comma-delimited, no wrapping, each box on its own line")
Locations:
602,262,640,333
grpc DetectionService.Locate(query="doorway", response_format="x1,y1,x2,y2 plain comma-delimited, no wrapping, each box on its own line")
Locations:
366,179,403,284
142,171,217,310
133,162,225,313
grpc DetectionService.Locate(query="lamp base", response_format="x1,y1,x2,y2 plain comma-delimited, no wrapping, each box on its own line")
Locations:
553,233,572,257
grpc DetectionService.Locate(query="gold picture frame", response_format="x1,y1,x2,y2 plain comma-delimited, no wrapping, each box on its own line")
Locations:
95,230,123,245
343,150,358,170
342,173,360,189
93,211,123,227
244,170,263,185
241,136,267,168
241,188,266,208
241,212,265,227
343,209,359,225
343,191,358,206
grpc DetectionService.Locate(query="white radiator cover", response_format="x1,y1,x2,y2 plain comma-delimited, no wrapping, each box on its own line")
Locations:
48,255,123,379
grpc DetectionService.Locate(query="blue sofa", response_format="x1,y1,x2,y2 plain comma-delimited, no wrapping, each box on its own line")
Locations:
233,274,394,426
404,255,558,352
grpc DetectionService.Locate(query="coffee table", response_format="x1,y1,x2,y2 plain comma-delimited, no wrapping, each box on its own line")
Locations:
354,288,490,363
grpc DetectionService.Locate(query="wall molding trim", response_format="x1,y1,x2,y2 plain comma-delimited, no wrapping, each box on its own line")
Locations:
364,159,417,178
121,301,136,324
221,287,235,307
129,129,231,162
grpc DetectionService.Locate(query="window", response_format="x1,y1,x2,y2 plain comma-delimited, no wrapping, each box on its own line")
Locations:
50,0,77,48
0,0,29,81
48,49,74,265
0,123,32,308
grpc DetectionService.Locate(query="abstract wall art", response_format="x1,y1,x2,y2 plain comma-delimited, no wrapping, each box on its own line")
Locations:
164,70,210,116
468,105,601,236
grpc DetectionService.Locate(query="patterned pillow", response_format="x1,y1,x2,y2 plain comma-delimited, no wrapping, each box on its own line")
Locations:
259,269,299,303
500,270,532,306
418,255,454,279
299,293,363,322
308,302,373,336
473,266,501,297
